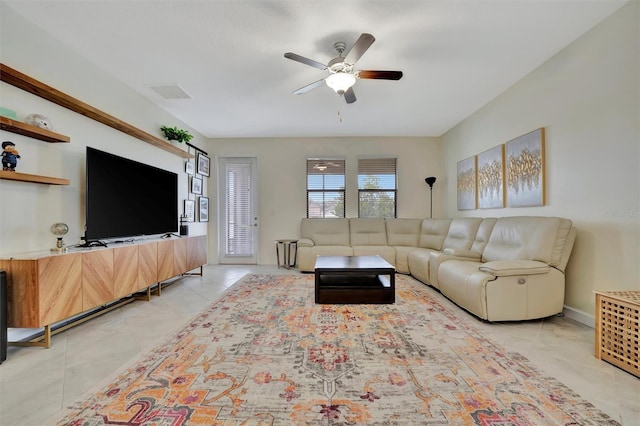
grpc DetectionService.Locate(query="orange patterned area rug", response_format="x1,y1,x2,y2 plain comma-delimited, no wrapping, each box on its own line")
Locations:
54,274,618,425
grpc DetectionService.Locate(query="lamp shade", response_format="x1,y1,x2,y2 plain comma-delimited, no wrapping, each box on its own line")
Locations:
326,72,356,94
425,177,436,188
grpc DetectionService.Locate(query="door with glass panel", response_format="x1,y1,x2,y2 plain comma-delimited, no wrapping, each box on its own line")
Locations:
217,157,258,264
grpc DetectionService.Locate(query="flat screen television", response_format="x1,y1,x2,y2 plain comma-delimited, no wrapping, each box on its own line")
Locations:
85,146,178,242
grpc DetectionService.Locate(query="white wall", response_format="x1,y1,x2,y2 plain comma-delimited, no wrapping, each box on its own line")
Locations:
0,4,207,256
207,137,441,265
3,1,637,322
440,1,639,319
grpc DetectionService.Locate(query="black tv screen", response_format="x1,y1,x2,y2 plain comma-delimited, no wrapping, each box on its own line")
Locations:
85,147,178,241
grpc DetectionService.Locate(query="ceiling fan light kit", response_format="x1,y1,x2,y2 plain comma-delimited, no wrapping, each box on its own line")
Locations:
326,72,356,94
284,33,403,104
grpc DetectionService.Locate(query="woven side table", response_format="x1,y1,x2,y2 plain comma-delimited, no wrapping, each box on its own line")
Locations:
594,290,640,378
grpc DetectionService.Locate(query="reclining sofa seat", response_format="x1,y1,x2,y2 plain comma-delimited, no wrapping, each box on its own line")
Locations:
297,218,352,271
384,218,423,273
407,218,481,284
436,216,576,321
427,217,497,289
350,218,396,266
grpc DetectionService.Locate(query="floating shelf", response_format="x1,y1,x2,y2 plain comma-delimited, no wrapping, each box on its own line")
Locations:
0,116,70,143
0,63,193,159
0,170,70,185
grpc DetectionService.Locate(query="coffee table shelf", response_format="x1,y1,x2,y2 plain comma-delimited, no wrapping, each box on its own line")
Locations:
314,255,395,304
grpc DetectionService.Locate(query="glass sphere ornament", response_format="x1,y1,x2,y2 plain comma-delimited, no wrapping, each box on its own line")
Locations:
50,222,69,253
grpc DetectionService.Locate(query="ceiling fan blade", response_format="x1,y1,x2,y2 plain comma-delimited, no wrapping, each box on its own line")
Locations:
358,70,403,80
284,52,327,70
344,33,375,64
293,79,326,95
344,87,357,104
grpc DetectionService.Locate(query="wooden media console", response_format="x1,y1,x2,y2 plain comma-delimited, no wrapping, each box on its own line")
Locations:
0,235,206,348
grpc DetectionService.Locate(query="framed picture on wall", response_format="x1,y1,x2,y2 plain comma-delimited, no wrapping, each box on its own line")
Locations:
457,156,477,210
477,144,505,209
191,176,202,195
198,197,209,222
184,199,195,222
185,160,194,175
505,128,545,207
197,152,210,177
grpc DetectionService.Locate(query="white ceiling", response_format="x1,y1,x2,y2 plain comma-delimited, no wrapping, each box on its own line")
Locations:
4,0,628,139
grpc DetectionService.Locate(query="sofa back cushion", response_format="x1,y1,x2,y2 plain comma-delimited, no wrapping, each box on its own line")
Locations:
385,219,422,246
350,218,387,246
442,218,482,250
301,218,350,246
470,217,497,253
482,216,573,266
418,219,452,249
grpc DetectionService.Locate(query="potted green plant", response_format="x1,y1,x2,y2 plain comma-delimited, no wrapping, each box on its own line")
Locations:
160,125,194,143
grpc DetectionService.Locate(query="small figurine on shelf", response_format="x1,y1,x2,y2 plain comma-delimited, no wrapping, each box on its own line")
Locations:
25,113,52,130
1,141,20,172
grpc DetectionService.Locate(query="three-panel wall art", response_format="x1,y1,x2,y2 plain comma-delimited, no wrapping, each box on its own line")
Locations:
457,128,545,210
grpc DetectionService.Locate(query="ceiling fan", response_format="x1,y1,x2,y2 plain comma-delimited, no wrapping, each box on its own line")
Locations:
284,33,403,104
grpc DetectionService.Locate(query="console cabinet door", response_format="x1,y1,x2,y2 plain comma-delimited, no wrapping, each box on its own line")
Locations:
157,240,174,282
173,238,188,276
114,245,139,298
39,254,84,326
3,255,83,328
187,235,207,271
138,242,158,289
83,249,114,311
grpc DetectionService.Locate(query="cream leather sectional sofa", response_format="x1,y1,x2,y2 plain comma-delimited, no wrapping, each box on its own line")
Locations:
297,217,576,321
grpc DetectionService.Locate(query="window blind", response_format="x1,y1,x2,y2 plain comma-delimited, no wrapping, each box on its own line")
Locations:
224,162,253,256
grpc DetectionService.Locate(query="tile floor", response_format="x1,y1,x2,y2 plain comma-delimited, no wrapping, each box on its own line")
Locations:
0,265,638,425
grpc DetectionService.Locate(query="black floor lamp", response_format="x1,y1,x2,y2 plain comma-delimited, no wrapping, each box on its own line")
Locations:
425,177,436,218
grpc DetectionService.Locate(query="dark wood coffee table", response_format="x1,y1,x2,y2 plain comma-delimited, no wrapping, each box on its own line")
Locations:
314,255,395,304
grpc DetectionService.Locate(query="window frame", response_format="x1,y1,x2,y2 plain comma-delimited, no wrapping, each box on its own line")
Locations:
306,158,346,218
357,157,398,219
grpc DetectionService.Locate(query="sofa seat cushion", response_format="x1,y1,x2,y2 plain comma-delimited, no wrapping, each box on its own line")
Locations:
392,246,416,274
352,246,396,267
437,259,493,319
436,258,564,321
407,248,437,284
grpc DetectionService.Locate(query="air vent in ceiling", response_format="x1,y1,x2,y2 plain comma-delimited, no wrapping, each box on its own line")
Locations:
147,84,192,99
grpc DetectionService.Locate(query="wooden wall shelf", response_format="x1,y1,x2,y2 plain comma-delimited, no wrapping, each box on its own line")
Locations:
0,63,194,159
0,116,70,143
0,171,70,185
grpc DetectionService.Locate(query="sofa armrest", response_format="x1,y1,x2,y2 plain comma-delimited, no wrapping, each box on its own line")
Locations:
443,248,482,259
479,260,550,276
297,238,315,248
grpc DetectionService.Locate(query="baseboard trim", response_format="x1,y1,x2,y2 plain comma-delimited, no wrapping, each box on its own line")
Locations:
562,305,594,328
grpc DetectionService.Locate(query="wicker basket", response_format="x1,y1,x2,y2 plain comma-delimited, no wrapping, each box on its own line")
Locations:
594,290,640,378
